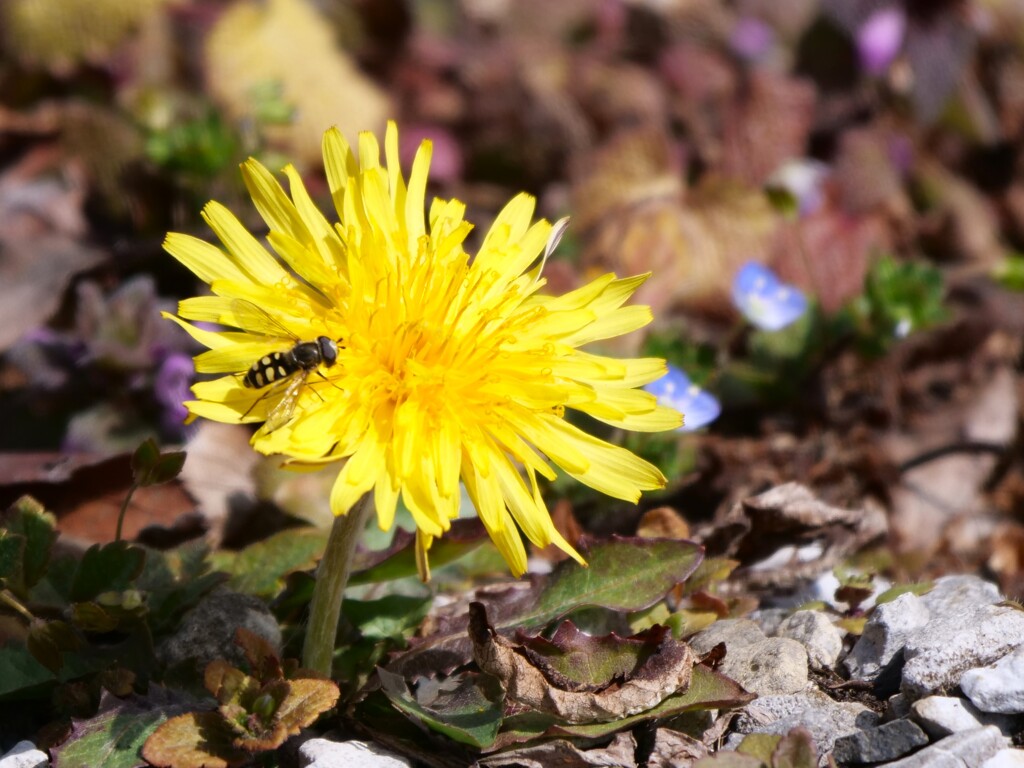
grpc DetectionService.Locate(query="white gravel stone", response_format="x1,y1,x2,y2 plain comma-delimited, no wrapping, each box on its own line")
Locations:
0,742,48,768
902,604,1024,699
962,645,1024,714
777,610,844,668
298,738,412,768
689,619,809,695
921,575,1002,613
877,726,1008,768
982,749,1024,767
844,592,931,681
912,695,1020,738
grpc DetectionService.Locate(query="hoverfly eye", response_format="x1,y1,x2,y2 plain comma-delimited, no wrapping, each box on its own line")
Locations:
318,336,339,366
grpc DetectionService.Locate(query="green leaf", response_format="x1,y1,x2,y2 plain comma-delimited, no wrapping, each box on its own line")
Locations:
0,530,25,581
994,254,1024,292
209,528,327,598
131,438,160,478
343,595,433,641
131,439,186,487
379,668,503,749
875,581,934,606
738,733,783,761
0,643,57,699
350,522,488,586
0,642,105,701
4,496,58,592
139,544,226,634
27,620,81,674
70,602,122,633
525,537,704,630
70,542,146,603
693,752,766,768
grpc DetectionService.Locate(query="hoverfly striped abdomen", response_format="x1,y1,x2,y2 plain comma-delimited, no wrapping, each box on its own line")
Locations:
243,336,339,389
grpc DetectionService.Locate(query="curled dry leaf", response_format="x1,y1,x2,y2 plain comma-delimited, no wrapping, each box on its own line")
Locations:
469,602,696,724
705,482,887,590
477,731,639,768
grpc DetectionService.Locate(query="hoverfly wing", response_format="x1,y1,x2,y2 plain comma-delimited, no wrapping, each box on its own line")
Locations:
229,299,301,341
263,372,308,432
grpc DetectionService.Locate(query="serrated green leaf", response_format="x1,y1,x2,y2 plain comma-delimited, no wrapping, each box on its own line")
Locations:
378,668,503,749
524,538,703,630
209,528,327,598
4,496,58,592
274,678,339,732
71,542,146,603
142,712,248,768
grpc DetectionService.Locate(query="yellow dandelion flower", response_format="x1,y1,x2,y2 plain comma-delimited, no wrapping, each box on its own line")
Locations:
164,122,682,578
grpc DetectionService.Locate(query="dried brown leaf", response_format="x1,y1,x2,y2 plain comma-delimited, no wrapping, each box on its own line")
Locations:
469,603,695,724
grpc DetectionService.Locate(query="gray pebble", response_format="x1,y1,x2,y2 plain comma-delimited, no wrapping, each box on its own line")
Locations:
777,610,844,668
831,718,929,764
872,725,1007,768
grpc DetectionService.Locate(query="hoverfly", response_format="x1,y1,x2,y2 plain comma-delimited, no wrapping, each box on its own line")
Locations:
231,300,343,432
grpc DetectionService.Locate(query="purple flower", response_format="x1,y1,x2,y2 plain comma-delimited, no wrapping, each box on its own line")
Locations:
154,353,194,433
857,6,906,75
732,262,808,331
646,365,720,432
731,16,775,62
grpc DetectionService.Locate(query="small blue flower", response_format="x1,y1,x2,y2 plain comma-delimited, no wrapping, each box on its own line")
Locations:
646,365,721,432
732,262,808,331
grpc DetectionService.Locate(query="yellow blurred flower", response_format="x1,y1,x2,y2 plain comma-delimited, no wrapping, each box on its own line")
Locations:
164,122,680,577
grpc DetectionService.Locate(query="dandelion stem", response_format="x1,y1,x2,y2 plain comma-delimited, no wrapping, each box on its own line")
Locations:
302,493,375,677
